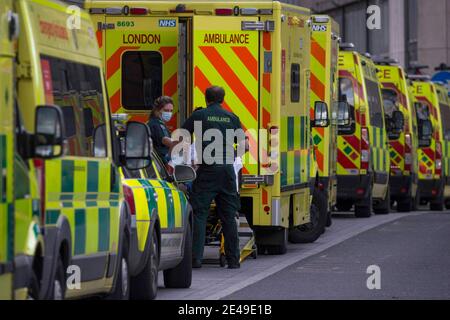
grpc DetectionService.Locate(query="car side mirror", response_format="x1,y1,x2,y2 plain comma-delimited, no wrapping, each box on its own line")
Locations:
418,119,433,147
125,121,152,170
173,165,197,183
337,101,351,126
392,110,405,132
34,105,65,159
313,101,329,128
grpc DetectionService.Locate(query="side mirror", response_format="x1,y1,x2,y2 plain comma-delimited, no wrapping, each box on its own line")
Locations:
313,101,329,128
34,105,65,159
392,110,405,132
93,124,107,158
337,101,351,126
173,165,197,183
125,121,152,170
418,119,433,147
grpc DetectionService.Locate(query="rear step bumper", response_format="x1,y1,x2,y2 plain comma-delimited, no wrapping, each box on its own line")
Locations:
418,178,444,201
389,175,413,199
336,174,371,200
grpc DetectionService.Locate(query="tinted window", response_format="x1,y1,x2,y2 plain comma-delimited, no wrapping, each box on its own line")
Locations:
122,51,162,110
415,102,430,121
338,77,356,135
291,64,300,102
439,104,450,140
382,89,400,117
365,78,384,128
40,55,107,158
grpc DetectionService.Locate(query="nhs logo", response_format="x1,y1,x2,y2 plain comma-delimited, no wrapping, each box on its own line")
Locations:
159,19,176,27
312,25,327,32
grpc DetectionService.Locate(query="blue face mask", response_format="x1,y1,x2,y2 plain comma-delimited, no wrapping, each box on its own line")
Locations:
161,111,173,122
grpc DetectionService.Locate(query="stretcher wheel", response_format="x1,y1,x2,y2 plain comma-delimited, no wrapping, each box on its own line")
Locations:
219,254,226,267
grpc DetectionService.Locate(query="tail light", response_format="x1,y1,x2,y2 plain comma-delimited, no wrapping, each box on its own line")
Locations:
123,185,136,215
360,127,370,171
215,8,233,15
130,7,149,15
34,159,46,225
404,134,412,172
436,141,442,176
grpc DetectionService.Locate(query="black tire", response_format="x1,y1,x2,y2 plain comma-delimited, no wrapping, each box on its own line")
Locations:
335,200,353,212
27,268,40,300
413,190,421,211
108,242,130,300
257,244,267,255
130,228,159,300
397,197,413,212
445,200,450,210
50,256,66,300
164,223,192,288
288,188,327,244
374,187,390,215
326,211,332,228
266,228,288,255
355,193,372,218
219,254,226,267
430,194,444,211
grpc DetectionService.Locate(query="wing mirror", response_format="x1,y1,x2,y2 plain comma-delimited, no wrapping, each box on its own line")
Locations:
312,101,330,128
124,121,152,170
34,105,65,159
337,101,351,126
173,165,197,183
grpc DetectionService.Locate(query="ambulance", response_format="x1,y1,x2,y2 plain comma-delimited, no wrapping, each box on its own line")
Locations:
375,58,419,212
410,76,446,210
435,83,450,209
301,15,340,241
86,0,328,254
7,0,155,300
336,44,390,217
0,0,42,299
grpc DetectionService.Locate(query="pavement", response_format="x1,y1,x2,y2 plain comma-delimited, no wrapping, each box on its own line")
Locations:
156,210,450,300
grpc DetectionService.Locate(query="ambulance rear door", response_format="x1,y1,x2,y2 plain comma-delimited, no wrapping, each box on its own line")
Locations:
192,16,260,174
104,16,179,129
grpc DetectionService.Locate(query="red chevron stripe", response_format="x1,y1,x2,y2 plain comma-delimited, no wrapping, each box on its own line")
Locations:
199,46,258,120
337,149,358,169
311,38,326,67
343,135,361,153
164,72,177,97
231,46,258,80
106,46,139,80
310,72,325,101
159,46,177,63
110,90,121,113
390,141,404,156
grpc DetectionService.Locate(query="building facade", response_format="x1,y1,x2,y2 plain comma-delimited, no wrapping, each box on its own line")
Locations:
293,0,450,75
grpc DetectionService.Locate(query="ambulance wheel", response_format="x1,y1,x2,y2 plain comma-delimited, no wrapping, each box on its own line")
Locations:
219,254,227,267
374,187,390,215
266,228,288,255
164,223,192,288
336,200,353,212
430,196,444,211
109,242,130,300
326,211,333,228
288,188,327,244
130,228,159,300
51,256,66,300
445,200,450,210
397,197,413,212
355,193,372,218
27,268,40,300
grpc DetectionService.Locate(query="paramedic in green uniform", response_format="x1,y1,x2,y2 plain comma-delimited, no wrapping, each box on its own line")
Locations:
182,86,245,269
147,96,177,164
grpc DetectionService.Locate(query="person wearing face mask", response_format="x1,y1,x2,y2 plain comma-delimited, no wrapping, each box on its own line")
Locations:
147,96,178,164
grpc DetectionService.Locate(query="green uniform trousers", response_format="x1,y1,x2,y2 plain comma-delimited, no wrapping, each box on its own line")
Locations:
190,165,240,264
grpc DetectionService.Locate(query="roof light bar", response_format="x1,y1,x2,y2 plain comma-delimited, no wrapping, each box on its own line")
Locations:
215,8,233,16
130,7,149,15
313,15,329,23
105,7,123,15
240,8,258,15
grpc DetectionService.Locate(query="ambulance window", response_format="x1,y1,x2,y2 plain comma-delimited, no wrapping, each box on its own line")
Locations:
439,104,450,140
382,89,399,117
365,78,384,128
40,55,107,158
291,64,300,102
122,51,162,110
338,77,356,135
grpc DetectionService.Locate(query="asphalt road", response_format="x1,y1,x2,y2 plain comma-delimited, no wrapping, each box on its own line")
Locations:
157,210,450,300
224,212,450,300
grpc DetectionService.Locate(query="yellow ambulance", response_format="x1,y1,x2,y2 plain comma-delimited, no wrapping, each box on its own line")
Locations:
411,76,446,210
375,58,419,212
336,44,390,217
10,0,154,300
86,0,327,254
302,14,340,240
435,83,450,209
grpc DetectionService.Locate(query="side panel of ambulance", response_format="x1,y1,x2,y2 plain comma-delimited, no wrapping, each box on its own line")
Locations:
435,83,450,209
336,45,390,217
309,15,340,229
16,0,128,299
411,78,445,210
376,60,419,212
